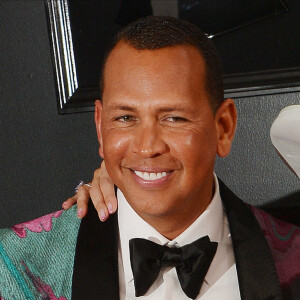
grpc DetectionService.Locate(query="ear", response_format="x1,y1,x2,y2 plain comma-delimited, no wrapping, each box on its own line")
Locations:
94,100,104,159
215,98,237,157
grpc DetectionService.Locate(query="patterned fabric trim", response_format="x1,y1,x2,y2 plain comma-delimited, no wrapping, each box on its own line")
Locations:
0,241,35,300
11,211,63,238
0,206,80,300
21,261,67,300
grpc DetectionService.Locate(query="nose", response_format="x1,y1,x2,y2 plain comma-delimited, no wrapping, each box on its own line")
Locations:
132,123,169,158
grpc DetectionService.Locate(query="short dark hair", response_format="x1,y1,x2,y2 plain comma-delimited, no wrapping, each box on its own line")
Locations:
100,16,224,111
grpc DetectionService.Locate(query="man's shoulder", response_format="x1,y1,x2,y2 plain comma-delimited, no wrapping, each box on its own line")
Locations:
219,179,300,294
0,206,81,300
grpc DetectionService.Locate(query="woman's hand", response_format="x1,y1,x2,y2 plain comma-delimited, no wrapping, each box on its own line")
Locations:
62,161,117,221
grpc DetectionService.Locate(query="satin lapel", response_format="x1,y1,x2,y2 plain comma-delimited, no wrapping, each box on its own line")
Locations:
219,180,283,300
72,201,119,300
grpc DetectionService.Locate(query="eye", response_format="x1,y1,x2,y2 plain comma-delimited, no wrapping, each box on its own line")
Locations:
115,115,135,122
165,116,187,122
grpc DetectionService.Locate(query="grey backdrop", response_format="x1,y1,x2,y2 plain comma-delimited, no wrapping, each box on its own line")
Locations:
0,0,299,227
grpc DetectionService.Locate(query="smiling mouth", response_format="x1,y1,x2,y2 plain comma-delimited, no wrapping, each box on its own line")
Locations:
133,170,168,181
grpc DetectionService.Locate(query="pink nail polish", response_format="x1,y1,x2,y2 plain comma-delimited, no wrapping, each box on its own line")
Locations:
77,208,83,217
99,210,106,221
107,203,113,214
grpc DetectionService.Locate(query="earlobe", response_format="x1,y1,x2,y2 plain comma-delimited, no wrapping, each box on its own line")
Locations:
215,98,237,157
94,100,104,159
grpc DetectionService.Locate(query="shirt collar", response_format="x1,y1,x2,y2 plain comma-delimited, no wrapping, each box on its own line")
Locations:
118,173,224,284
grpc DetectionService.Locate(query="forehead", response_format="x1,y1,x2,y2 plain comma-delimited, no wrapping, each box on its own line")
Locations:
102,42,209,107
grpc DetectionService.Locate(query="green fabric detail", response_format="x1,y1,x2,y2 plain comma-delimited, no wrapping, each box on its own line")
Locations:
0,241,35,300
0,205,81,300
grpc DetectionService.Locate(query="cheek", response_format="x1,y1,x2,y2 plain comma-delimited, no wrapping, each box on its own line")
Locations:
168,129,217,167
102,129,131,163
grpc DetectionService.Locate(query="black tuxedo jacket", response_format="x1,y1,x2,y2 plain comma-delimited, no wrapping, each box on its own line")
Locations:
72,181,300,300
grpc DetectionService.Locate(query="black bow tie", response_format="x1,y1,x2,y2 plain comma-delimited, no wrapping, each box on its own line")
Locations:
129,236,218,299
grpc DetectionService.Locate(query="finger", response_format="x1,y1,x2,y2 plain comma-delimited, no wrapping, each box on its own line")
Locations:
90,186,109,222
90,165,111,221
75,185,91,219
99,161,117,214
62,195,78,210
100,177,117,214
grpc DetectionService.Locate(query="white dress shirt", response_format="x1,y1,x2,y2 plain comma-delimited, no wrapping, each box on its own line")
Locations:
118,175,241,299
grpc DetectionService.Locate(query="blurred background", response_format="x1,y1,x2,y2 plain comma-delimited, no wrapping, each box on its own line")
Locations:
0,0,299,227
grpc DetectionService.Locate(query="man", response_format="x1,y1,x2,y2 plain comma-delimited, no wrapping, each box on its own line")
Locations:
0,16,299,300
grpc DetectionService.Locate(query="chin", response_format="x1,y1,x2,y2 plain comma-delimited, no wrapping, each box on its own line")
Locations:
125,192,177,218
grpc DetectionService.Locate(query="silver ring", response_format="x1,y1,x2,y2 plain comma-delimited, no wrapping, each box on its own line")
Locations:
75,180,92,193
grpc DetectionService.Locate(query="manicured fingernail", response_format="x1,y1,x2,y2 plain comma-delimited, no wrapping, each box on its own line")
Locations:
77,208,83,217
107,203,113,214
99,210,106,221
62,201,67,208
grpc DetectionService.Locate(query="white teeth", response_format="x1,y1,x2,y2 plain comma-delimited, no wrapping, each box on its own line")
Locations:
134,171,168,181
150,173,156,180
135,171,142,177
156,173,162,179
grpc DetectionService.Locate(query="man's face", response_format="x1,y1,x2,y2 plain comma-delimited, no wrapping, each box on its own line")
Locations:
95,41,236,226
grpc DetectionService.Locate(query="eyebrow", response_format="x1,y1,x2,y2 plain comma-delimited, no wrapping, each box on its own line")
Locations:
157,107,187,113
108,104,189,113
108,105,136,112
